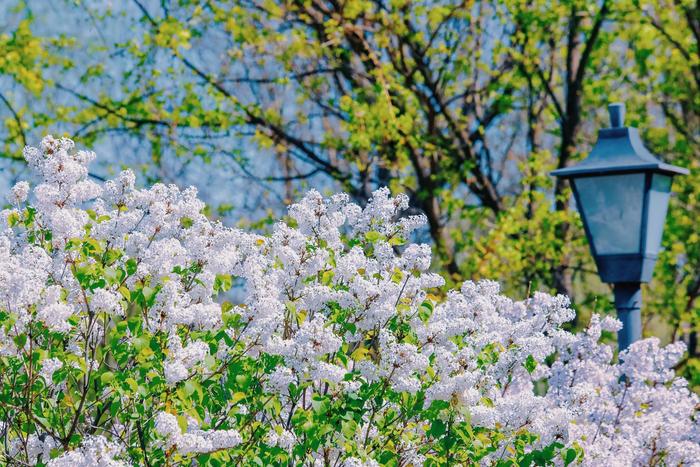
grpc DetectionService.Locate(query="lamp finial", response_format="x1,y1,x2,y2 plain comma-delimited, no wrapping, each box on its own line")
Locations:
608,103,625,128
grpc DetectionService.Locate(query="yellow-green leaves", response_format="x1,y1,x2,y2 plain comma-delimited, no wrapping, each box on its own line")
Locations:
152,18,192,53
0,19,47,95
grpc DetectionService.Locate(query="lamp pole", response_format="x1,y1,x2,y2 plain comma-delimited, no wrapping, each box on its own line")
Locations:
614,283,642,351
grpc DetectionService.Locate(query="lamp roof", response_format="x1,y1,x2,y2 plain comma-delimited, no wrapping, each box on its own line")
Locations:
552,103,689,179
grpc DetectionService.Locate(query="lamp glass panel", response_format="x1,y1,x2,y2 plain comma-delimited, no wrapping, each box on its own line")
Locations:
644,174,672,255
574,173,645,255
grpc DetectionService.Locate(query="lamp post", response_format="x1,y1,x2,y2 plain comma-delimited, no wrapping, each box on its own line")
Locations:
552,103,688,351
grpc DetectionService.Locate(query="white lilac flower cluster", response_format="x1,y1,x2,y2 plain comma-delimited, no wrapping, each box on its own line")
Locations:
46,436,125,467
6,433,125,467
424,284,700,465
0,136,698,466
155,412,242,455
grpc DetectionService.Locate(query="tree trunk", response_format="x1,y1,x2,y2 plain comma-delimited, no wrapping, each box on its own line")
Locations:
420,194,459,277
689,330,698,357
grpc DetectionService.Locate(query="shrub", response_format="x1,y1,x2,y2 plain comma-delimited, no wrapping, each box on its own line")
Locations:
0,137,698,466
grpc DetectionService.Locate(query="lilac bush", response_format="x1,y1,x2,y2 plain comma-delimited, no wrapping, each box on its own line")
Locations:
0,137,698,465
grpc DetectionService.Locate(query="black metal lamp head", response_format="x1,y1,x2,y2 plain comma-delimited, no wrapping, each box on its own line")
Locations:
552,103,689,284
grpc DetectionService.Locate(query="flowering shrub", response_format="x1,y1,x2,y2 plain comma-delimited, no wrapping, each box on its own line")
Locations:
0,137,698,466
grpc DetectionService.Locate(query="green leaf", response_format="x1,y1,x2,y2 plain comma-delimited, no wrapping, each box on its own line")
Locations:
321,270,334,285
118,286,130,301
214,274,233,292
418,301,433,323
13,334,27,349
564,447,578,465
7,211,20,227
125,258,138,276
142,286,157,306
125,377,138,393
184,380,203,401
365,231,381,242
524,355,537,374
429,419,446,438
100,371,115,384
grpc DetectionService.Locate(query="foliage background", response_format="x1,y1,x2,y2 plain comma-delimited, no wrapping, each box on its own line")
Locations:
0,0,698,384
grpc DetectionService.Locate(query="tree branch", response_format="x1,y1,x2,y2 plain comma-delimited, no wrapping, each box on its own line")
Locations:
0,92,27,148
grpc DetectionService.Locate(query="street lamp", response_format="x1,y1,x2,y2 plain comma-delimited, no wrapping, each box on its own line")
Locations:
552,103,688,351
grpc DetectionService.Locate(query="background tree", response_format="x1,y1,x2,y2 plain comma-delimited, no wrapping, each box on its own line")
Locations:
0,7,54,161
621,0,700,381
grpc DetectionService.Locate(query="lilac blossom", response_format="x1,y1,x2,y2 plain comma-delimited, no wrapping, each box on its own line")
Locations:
0,136,697,465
